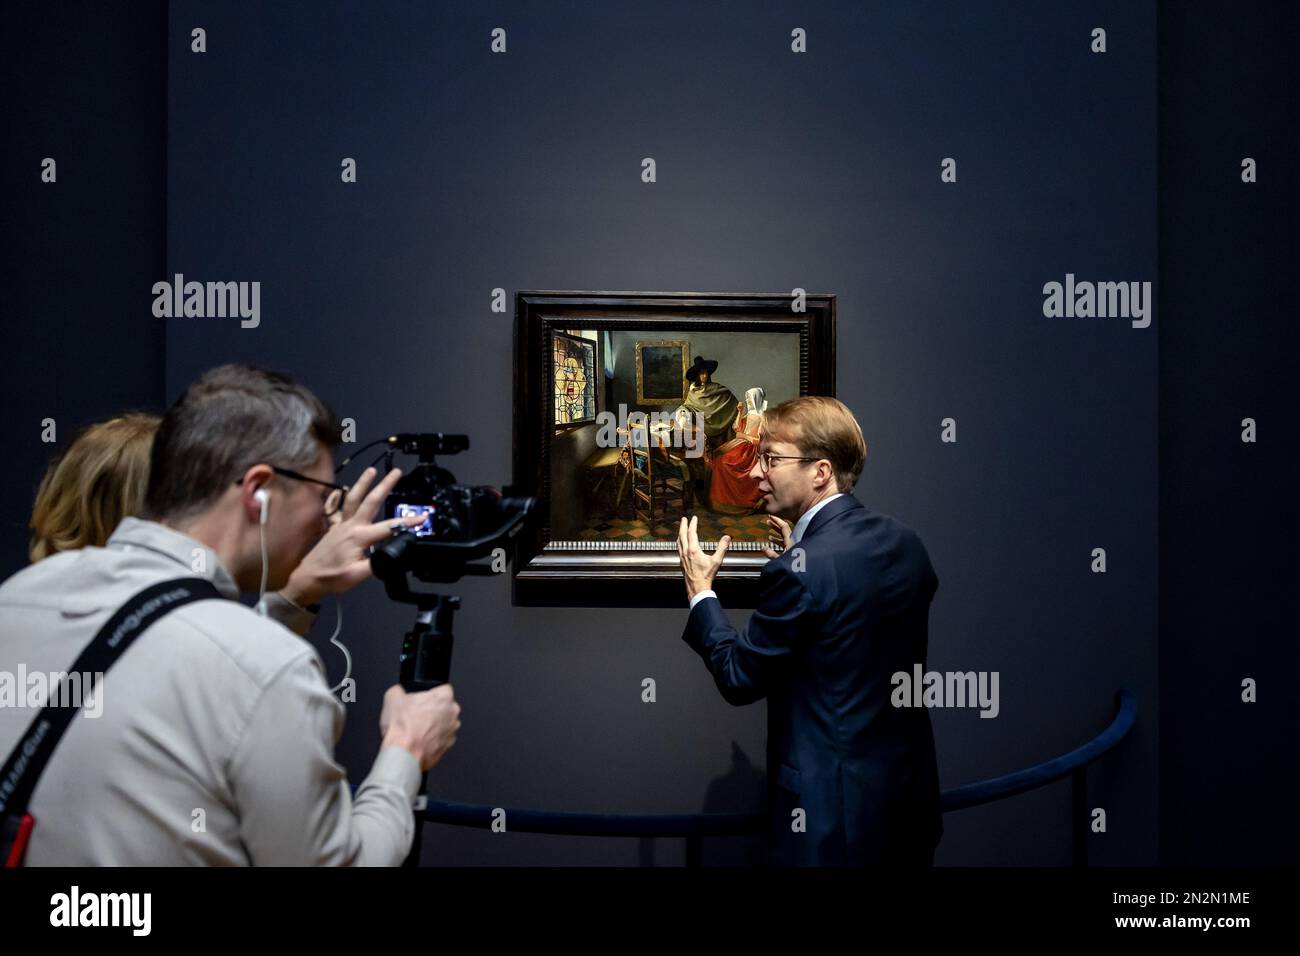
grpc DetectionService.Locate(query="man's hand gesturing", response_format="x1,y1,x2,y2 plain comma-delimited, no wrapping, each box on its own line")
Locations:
761,514,794,560
677,515,730,601
282,466,425,607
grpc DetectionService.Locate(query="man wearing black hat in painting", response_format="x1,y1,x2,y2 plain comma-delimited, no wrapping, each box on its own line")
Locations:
679,356,738,452
677,357,738,506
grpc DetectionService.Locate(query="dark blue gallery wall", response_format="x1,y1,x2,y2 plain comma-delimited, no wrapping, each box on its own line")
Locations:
0,1,167,575
164,0,1156,865
1157,1,1299,865
3,0,1289,870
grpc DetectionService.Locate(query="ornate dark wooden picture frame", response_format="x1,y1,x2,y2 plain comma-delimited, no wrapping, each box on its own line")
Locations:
512,291,836,607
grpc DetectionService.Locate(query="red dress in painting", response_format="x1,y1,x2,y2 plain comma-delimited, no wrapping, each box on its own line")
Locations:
709,403,764,512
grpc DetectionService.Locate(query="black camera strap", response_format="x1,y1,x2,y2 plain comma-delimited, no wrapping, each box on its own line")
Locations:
0,576,223,865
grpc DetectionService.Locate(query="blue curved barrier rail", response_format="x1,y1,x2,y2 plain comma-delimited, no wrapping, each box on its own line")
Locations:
415,689,1137,866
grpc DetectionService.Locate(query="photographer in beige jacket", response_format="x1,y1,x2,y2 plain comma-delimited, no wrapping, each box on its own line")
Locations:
0,364,459,865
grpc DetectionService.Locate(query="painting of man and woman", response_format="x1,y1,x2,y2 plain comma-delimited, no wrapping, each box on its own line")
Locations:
549,328,801,545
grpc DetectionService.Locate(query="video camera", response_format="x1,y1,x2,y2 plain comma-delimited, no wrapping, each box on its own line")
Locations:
342,432,534,691
368,433,533,588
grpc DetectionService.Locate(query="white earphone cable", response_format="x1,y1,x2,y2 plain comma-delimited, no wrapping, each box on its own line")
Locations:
256,518,270,615
328,599,352,695
254,490,350,693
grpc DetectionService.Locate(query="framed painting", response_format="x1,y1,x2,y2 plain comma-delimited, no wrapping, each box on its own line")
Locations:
635,340,688,405
512,290,836,607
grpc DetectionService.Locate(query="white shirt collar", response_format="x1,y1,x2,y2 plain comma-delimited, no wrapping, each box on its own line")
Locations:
791,493,846,545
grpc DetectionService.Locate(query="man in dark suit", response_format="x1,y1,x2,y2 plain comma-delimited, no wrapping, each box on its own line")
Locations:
677,396,942,866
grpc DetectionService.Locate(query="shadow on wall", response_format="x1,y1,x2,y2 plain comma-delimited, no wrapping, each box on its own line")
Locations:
635,741,768,867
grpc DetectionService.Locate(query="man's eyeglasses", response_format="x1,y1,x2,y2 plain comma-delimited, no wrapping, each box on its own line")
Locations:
237,466,349,517
757,452,819,474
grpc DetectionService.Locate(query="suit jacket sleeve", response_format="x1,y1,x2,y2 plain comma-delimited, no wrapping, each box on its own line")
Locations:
681,558,817,706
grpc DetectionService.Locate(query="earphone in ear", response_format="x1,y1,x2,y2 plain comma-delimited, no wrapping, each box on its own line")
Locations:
254,488,270,525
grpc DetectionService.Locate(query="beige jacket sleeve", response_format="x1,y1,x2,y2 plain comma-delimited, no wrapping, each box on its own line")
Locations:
227,652,422,866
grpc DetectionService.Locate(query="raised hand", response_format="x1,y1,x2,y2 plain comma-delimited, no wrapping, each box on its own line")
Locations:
761,514,794,559
677,515,731,601
282,466,424,606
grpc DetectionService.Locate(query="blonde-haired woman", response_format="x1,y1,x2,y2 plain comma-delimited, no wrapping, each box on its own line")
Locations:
28,413,160,562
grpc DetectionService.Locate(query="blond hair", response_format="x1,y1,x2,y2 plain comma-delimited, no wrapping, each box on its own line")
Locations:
761,396,867,493
28,413,160,562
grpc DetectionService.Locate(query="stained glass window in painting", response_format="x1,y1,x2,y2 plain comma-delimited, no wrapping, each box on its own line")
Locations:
553,332,596,425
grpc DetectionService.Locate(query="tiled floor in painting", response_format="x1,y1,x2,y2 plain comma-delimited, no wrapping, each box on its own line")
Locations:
576,509,771,542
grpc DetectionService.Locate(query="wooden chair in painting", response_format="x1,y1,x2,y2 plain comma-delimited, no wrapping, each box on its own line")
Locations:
621,422,692,524
582,444,626,516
